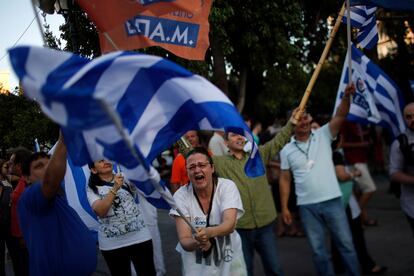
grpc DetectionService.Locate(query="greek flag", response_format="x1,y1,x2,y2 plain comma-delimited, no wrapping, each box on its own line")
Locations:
342,5,378,49
9,46,264,208
351,0,414,11
333,44,405,138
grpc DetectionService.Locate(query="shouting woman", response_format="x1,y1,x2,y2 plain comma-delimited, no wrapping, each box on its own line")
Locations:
170,147,247,276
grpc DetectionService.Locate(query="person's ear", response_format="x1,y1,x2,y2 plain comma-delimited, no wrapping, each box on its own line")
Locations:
91,167,98,174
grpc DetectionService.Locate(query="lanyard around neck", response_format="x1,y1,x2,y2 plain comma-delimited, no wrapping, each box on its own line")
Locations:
294,133,313,160
193,183,215,227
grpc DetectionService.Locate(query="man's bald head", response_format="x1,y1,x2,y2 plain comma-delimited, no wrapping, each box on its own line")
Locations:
403,103,414,131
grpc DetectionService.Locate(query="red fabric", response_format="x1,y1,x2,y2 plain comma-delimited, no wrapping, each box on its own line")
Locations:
341,121,369,164
11,177,26,237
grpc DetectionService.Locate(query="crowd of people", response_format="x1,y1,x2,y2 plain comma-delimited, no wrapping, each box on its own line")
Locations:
0,83,412,275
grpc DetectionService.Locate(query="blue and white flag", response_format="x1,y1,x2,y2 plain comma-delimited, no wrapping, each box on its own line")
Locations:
333,44,405,138
351,0,414,11
342,5,378,49
9,46,264,208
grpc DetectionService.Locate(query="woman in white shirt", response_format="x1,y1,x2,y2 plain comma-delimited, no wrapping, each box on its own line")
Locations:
87,160,155,276
170,147,247,276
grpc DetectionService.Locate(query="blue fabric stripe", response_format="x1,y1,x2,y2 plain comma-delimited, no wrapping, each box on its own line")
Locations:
376,104,400,130
116,58,193,132
8,47,30,79
67,157,97,220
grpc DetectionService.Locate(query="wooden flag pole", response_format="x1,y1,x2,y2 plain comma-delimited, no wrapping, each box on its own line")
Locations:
295,3,346,121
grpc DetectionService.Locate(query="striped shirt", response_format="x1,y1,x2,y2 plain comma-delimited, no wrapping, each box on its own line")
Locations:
213,122,294,229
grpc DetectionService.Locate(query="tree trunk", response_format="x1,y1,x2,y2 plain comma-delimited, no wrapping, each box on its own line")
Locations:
211,36,229,95
237,66,247,113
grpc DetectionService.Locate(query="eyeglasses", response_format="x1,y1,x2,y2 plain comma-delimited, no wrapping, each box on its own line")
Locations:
187,162,210,171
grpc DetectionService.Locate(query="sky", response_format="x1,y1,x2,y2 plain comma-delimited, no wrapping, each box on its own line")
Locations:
0,1,64,89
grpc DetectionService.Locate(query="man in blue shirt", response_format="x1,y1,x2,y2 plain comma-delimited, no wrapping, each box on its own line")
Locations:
18,134,97,276
279,84,359,276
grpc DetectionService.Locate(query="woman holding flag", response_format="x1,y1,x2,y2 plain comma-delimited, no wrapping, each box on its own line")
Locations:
87,160,156,276
170,147,247,275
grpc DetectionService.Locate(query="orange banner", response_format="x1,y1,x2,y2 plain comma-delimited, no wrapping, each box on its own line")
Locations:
96,0,212,60
77,0,203,32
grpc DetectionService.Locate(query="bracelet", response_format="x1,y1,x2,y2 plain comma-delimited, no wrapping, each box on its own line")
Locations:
109,189,117,196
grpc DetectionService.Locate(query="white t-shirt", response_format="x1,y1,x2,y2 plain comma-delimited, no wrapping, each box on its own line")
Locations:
169,178,247,276
87,181,151,250
280,124,341,205
209,133,229,156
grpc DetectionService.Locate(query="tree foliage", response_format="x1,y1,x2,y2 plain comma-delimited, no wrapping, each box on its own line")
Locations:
0,93,59,156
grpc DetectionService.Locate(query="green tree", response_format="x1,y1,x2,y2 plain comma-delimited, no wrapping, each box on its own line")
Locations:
0,94,59,156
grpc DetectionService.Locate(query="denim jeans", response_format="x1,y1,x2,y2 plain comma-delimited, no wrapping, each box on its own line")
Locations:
237,222,284,276
299,197,359,276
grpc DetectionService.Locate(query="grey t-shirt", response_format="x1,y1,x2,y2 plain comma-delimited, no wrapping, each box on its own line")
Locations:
389,129,414,219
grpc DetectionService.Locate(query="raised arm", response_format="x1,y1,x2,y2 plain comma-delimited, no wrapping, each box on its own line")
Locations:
42,133,67,199
259,108,299,162
329,83,356,138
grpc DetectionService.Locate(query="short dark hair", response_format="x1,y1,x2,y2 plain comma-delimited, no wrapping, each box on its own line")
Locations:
22,152,50,177
11,147,32,166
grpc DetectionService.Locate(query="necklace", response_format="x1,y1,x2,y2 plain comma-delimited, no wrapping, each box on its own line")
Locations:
294,134,315,171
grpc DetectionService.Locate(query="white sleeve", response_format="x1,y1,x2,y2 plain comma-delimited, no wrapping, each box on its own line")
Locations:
219,179,244,220
320,123,334,140
280,147,290,170
86,186,100,206
169,187,189,218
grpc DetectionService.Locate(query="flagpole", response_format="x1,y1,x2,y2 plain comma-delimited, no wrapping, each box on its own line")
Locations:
346,0,353,84
294,3,346,121
31,0,47,46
